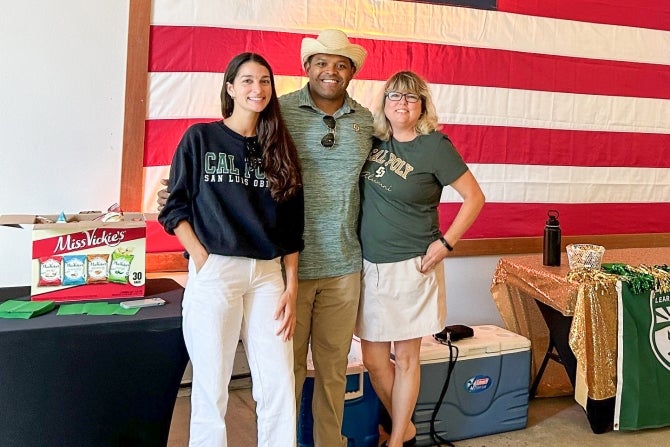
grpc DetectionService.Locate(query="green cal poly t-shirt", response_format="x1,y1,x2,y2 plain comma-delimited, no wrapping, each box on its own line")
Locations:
359,131,469,263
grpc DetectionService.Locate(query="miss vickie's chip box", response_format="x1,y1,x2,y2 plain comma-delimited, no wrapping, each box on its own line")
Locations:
0,212,146,302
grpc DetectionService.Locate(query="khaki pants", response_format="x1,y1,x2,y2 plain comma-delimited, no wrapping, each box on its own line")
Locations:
294,273,361,447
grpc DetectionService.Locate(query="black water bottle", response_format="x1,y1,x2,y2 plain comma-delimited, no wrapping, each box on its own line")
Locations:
543,210,561,266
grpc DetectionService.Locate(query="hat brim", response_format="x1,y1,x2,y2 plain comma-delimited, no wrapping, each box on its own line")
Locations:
300,38,367,71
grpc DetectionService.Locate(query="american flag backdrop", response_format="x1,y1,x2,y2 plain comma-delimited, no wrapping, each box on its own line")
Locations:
142,0,670,253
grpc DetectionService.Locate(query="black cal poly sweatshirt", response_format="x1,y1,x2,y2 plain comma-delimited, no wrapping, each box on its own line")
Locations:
158,121,304,260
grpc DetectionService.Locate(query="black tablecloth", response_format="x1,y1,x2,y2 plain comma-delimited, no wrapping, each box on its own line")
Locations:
0,278,190,447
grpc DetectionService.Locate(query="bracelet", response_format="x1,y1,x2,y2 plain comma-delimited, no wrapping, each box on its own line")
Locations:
439,236,454,252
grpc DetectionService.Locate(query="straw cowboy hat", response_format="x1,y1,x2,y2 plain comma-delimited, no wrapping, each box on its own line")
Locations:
300,29,367,71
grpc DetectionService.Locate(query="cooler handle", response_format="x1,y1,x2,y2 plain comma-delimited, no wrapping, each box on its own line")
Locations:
344,372,364,401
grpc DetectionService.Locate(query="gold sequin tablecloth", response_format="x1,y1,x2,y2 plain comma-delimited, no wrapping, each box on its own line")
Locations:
490,247,670,400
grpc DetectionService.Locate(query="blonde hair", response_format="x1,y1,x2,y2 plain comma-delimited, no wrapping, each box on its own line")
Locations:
372,71,441,141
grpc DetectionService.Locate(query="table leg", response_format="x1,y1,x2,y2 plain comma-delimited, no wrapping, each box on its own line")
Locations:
529,339,562,398
534,300,577,387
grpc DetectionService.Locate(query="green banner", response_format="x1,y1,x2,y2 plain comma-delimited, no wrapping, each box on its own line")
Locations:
615,282,670,430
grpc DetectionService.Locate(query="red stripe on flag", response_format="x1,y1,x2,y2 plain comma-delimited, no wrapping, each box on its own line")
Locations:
143,118,670,169
439,202,670,238
150,26,670,100
498,0,670,32
146,220,184,253
147,201,670,254
149,26,305,76
144,118,217,166
443,125,670,168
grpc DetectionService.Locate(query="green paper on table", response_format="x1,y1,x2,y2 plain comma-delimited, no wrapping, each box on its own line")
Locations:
57,302,140,316
0,300,56,319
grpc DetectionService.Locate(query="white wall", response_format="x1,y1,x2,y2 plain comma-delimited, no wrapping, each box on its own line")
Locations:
444,255,504,327
0,0,506,328
0,1,130,286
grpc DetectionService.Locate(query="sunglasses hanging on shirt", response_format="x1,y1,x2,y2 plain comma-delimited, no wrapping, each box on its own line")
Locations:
321,115,336,148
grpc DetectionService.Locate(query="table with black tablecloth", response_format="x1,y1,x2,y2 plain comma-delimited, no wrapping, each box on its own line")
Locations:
0,278,189,447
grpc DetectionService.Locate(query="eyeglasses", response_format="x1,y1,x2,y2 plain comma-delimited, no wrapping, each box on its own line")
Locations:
245,137,263,170
385,91,421,103
321,115,336,148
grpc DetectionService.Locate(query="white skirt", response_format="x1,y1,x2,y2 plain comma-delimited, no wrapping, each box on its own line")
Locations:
355,256,446,342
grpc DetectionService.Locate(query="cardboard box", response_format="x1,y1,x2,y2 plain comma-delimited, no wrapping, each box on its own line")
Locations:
0,212,146,302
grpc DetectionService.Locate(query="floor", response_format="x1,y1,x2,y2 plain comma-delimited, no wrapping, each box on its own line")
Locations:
167,379,670,447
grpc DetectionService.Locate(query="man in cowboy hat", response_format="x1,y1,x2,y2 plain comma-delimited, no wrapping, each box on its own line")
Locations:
158,28,372,446
279,29,373,447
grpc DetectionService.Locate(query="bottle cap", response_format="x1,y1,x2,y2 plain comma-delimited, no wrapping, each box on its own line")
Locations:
546,209,560,226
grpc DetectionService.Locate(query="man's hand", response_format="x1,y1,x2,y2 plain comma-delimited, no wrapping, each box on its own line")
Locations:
157,178,169,212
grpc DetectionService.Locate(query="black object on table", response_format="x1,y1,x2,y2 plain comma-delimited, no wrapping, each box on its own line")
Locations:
0,278,190,447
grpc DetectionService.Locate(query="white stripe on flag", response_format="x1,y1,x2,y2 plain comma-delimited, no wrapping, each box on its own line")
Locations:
143,163,669,206
455,164,670,203
151,0,670,65
148,73,670,134
142,165,171,214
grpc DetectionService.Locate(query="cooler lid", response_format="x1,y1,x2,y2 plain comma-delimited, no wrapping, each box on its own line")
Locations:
419,325,530,364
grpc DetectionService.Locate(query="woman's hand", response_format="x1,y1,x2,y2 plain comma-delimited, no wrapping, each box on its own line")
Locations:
420,239,449,273
190,248,209,273
420,170,486,273
173,221,208,273
276,252,299,341
274,285,297,341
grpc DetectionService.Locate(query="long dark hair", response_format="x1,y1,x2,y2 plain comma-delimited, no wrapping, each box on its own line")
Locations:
221,52,302,202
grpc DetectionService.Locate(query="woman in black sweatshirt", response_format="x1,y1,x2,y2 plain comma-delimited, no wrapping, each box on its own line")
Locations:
159,52,304,447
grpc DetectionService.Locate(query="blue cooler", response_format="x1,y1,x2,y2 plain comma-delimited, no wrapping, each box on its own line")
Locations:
298,338,380,447
414,325,531,444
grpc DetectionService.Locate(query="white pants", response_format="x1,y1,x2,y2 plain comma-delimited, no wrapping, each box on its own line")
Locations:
183,254,296,447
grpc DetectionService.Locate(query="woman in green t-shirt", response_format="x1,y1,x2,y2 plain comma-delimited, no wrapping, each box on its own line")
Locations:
355,71,485,447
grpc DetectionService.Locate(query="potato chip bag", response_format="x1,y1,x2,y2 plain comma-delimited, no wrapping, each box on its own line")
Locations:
87,254,109,284
62,254,87,286
108,250,134,284
38,256,62,286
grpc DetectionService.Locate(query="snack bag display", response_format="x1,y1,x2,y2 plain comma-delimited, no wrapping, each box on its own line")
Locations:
0,211,146,302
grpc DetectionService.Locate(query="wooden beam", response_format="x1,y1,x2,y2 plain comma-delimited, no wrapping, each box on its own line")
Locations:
120,0,151,211
456,233,670,257
146,251,188,272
